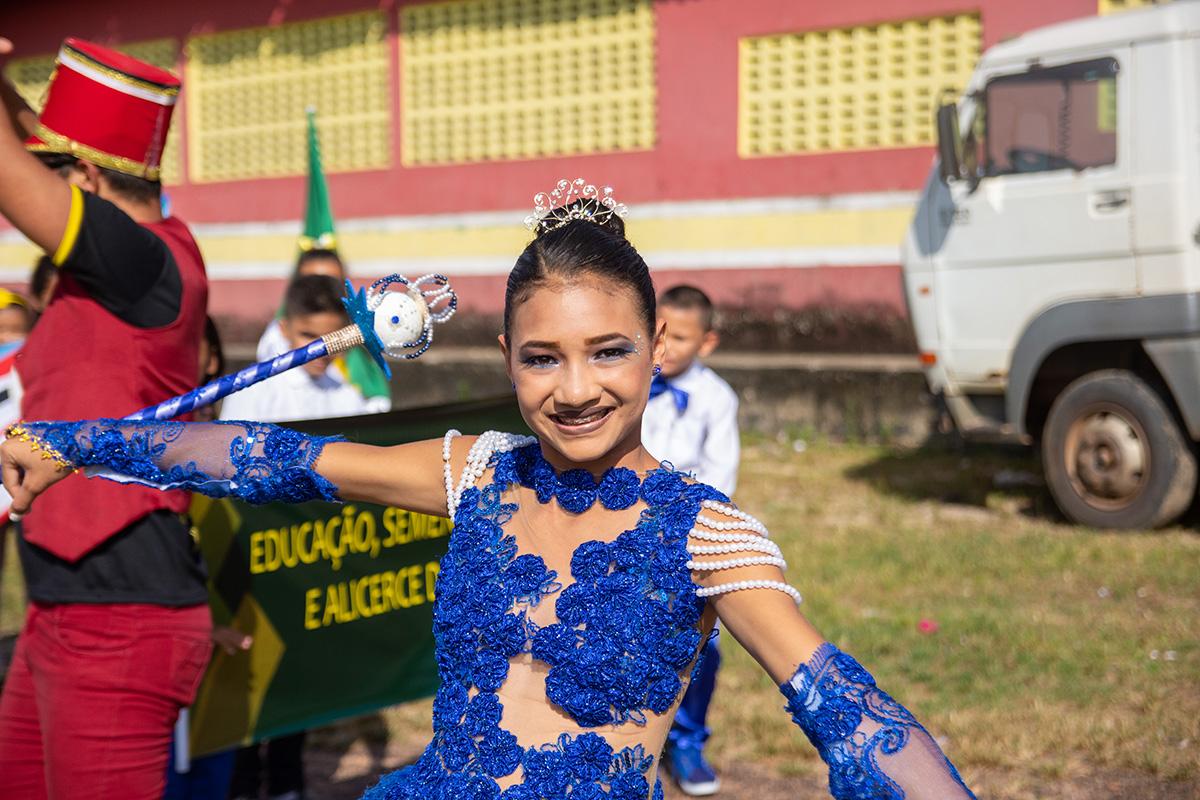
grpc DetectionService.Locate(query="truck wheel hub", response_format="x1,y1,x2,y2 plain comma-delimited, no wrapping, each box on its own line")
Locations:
1066,409,1147,508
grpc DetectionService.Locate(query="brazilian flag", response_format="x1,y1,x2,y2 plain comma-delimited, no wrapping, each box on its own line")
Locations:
296,109,390,401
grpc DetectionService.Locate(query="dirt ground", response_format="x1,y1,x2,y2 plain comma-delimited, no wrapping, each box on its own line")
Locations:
302,742,1200,800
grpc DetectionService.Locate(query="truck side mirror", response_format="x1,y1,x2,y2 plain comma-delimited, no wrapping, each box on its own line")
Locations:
936,102,962,182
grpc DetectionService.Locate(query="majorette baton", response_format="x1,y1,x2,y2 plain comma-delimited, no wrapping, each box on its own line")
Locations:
125,274,457,422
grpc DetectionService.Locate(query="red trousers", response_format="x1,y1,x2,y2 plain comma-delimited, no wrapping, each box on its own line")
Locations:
0,602,212,800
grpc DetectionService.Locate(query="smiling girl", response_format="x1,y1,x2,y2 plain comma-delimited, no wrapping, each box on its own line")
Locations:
0,180,975,800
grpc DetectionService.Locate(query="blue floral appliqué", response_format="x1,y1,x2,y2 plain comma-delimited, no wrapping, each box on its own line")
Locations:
363,439,718,799
781,643,977,800
21,419,342,504
510,447,645,513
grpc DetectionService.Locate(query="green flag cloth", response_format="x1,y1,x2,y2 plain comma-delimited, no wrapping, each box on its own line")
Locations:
341,347,392,401
292,109,389,400
299,109,336,251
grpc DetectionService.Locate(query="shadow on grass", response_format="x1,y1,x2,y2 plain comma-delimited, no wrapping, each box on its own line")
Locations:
843,438,1065,521
847,437,1200,532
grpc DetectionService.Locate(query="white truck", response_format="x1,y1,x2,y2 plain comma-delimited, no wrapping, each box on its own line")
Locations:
904,2,1200,529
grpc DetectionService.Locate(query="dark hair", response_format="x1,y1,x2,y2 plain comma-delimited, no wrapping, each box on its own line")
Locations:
33,153,161,203
98,166,161,203
30,255,57,301
295,248,345,276
202,316,225,380
0,294,33,332
504,203,655,338
283,274,348,320
34,152,77,177
659,284,715,331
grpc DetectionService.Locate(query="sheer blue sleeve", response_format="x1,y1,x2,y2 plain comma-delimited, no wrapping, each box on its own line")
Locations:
19,419,342,504
782,643,976,800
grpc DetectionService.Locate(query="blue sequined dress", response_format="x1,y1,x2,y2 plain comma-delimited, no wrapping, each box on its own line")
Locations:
15,420,975,800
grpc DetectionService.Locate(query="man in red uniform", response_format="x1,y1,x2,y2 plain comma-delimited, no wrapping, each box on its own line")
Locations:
0,37,212,799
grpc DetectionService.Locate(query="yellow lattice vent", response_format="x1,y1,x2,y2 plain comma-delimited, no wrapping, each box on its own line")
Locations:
5,54,56,111
401,0,656,165
739,14,980,157
1098,0,1171,15
186,11,391,182
5,39,184,184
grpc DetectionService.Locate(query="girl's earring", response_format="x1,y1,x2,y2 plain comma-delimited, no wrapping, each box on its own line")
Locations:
652,364,662,377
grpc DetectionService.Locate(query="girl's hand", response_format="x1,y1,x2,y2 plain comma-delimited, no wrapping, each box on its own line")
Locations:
1,430,74,517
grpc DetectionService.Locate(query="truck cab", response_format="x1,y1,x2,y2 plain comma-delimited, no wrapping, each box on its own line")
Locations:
903,3,1200,528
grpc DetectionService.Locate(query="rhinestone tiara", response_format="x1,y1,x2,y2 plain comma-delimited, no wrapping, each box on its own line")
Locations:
523,177,629,233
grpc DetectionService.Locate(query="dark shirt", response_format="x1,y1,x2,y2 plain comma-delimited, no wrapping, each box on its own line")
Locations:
19,511,208,606
59,190,182,328
19,188,205,605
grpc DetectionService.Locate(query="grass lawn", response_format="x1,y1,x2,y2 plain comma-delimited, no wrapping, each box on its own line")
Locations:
713,436,1200,787
2,438,1197,795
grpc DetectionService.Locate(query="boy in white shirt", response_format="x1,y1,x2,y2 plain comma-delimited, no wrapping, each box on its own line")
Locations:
256,249,390,414
221,274,379,424
642,285,739,796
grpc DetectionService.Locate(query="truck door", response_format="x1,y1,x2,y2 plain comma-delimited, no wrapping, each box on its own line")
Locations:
932,52,1135,387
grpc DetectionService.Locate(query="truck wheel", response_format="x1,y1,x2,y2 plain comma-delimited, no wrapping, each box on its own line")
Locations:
1042,370,1197,529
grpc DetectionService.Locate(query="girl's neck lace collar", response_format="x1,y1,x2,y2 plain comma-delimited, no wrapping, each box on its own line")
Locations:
502,443,686,514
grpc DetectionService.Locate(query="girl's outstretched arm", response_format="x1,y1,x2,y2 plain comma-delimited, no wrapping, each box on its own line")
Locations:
0,419,472,518
688,500,976,800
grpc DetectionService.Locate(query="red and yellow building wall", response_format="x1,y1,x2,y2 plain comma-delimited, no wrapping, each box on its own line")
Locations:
0,0,1167,332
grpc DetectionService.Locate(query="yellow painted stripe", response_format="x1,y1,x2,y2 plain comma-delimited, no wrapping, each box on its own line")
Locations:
52,185,84,266
0,241,42,270
192,206,911,265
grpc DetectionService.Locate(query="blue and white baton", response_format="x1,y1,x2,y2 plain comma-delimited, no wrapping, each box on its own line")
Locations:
126,273,457,422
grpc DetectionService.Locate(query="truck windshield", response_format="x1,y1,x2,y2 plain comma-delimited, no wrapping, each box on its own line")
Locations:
983,57,1118,177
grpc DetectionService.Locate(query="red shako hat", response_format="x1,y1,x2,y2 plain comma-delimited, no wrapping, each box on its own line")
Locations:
26,38,179,181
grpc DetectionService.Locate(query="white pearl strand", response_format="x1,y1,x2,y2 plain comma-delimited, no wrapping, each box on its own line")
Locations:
688,528,771,545
697,500,770,536
441,429,534,521
696,580,803,605
442,429,461,519
688,540,783,557
691,500,802,605
687,555,788,571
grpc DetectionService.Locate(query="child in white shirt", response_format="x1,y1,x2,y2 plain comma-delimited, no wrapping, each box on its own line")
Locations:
641,285,739,796
221,275,379,424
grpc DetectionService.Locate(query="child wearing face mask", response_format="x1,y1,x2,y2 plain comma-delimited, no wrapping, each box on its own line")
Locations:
641,285,738,796
1,180,977,800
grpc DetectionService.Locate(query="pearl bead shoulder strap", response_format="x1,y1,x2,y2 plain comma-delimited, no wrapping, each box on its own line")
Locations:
690,499,802,605
441,429,535,521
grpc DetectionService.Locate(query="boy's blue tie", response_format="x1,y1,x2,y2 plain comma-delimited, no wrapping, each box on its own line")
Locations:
649,373,689,413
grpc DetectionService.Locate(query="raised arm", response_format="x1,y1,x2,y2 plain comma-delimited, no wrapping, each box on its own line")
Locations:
689,502,976,800
0,38,73,255
1,418,466,518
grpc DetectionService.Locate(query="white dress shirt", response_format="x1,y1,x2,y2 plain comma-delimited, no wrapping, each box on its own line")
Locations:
256,319,289,362
641,360,740,496
255,318,389,414
219,361,377,424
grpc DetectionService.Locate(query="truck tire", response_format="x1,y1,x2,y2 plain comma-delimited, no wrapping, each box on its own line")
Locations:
1042,369,1197,529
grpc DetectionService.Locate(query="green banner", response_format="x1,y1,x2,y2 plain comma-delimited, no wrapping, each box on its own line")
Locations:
188,396,526,756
